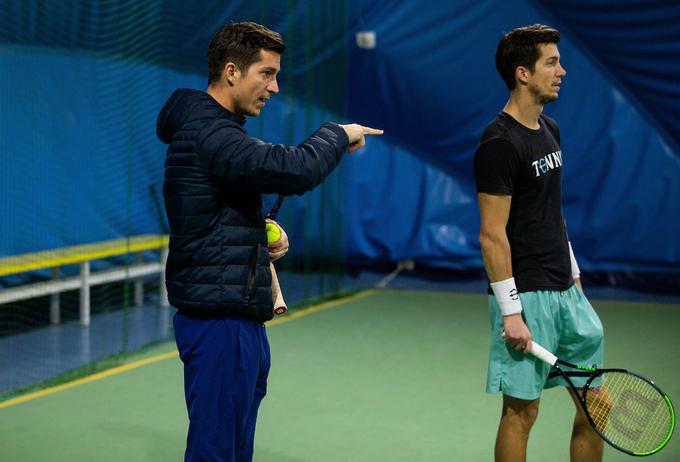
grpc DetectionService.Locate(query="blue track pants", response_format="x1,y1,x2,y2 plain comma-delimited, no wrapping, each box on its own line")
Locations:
174,311,271,462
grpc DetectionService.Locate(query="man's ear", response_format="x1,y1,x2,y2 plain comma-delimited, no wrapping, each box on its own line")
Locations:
224,62,239,85
515,66,530,85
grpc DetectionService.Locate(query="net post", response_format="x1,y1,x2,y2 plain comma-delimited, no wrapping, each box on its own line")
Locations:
50,266,61,324
79,261,90,326
134,252,144,307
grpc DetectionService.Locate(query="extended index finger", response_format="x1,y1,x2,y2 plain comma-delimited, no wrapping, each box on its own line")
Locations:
361,126,384,135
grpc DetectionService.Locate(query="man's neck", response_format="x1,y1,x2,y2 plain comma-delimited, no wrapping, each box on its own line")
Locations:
502,91,543,129
207,84,236,113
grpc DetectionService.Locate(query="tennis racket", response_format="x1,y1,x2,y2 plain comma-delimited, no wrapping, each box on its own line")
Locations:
263,194,287,316
528,339,675,456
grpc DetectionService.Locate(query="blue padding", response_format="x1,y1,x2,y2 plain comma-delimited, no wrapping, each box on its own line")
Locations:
345,0,680,272
2,0,679,275
0,46,201,255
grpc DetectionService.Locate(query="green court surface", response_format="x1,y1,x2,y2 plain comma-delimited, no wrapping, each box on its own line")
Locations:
1,289,678,461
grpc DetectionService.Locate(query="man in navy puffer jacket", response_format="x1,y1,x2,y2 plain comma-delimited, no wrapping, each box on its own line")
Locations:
157,22,382,462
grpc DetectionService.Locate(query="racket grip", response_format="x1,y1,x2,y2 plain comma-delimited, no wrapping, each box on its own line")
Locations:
500,329,558,366
270,262,287,316
529,341,558,366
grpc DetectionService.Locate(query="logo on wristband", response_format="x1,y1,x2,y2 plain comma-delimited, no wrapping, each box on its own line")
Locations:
509,288,518,300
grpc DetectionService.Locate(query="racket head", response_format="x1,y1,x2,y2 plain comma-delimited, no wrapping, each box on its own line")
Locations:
582,369,675,456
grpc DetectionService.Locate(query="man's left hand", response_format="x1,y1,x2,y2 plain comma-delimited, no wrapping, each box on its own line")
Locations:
574,276,584,293
266,219,289,261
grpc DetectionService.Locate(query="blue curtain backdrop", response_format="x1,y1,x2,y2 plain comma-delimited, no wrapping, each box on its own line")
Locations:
1,0,679,278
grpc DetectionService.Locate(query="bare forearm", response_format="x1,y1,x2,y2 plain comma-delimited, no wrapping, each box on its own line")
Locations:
480,232,513,282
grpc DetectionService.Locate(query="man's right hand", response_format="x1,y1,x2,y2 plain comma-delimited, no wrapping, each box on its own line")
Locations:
502,314,533,353
339,123,384,153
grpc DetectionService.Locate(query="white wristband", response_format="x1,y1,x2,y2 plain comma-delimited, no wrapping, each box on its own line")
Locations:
568,242,580,278
490,277,523,316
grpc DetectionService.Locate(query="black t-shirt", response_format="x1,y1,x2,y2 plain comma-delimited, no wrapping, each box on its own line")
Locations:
474,112,572,293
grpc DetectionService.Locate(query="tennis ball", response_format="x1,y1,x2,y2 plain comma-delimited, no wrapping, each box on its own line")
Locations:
266,222,282,243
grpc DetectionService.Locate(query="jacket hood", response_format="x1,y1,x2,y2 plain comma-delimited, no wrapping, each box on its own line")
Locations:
156,89,245,144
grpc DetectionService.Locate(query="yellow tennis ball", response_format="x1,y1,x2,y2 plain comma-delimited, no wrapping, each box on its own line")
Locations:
266,222,281,243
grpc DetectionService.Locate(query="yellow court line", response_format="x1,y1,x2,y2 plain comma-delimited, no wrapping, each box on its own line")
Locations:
267,289,375,326
0,351,179,409
0,289,377,409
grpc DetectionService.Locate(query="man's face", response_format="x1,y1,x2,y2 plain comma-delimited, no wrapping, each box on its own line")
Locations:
231,49,281,116
526,43,566,105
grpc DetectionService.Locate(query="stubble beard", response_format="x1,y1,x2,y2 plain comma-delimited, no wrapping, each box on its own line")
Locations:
529,83,558,106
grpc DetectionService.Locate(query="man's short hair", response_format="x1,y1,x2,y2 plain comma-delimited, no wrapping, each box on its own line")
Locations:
207,22,286,85
495,24,560,91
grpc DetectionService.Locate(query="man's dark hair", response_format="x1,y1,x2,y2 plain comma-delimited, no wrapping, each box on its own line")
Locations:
207,22,286,85
495,24,560,91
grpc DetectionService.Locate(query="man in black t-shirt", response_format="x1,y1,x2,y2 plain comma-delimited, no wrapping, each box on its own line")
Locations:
473,25,604,462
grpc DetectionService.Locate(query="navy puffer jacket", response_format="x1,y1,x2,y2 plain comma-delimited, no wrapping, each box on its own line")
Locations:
157,89,348,322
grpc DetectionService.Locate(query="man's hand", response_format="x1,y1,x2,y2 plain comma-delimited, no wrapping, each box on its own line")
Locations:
266,219,289,261
339,123,384,153
502,314,533,353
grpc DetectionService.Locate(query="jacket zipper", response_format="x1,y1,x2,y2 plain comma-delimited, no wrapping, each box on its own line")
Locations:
245,245,258,301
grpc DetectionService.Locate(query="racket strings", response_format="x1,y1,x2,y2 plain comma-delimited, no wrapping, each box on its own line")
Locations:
585,371,673,454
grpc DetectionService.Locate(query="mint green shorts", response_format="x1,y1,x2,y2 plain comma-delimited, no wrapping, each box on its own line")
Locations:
486,284,604,400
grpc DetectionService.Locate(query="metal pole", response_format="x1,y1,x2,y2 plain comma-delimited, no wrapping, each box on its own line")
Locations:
79,261,90,326
50,266,61,324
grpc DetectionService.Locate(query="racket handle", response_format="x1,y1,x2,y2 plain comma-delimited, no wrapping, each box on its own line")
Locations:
270,262,287,316
529,341,558,366
500,329,558,366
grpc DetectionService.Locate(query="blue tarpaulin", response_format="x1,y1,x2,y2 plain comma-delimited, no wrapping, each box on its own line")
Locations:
1,0,678,275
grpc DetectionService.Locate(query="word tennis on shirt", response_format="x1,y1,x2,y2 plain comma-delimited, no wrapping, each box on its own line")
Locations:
531,150,562,177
